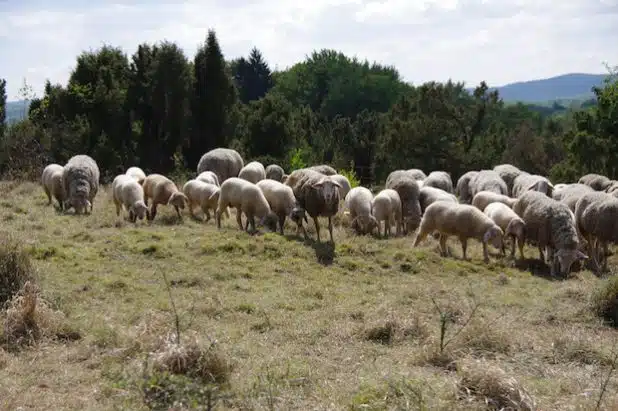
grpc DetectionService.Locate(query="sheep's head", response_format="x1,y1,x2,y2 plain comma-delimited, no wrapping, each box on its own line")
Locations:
290,204,308,227
131,201,149,221
70,197,90,215
483,225,504,250
259,212,279,232
168,192,188,209
554,248,588,276
505,218,525,243
352,215,379,235
311,178,341,205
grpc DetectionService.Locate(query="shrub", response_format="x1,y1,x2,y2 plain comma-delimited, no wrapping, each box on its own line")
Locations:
590,275,618,327
337,167,360,189
0,235,36,306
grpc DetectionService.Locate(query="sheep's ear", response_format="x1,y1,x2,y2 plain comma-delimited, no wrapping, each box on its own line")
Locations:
576,250,588,260
331,181,341,188
311,180,325,188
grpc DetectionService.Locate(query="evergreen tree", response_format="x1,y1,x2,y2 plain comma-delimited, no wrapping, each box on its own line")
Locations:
231,47,274,104
0,79,6,138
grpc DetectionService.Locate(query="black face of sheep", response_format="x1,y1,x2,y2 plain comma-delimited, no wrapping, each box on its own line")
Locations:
70,197,91,215
258,212,279,233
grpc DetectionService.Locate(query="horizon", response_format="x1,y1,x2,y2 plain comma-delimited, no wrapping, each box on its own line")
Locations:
1,0,616,100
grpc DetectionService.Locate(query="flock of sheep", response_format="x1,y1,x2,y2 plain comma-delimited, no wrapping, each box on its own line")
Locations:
39,148,618,278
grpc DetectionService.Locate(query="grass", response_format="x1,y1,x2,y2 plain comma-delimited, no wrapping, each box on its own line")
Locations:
1,179,618,410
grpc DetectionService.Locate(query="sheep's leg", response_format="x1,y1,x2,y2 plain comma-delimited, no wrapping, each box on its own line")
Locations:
115,201,121,216
203,207,211,222
236,208,244,230
538,246,545,263
56,198,64,211
600,241,609,272
278,215,285,235
44,188,52,205
313,217,321,242
587,235,601,273
412,229,428,248
518,238,525,260
328,216,334,243
189,202,196,218
438,234,448,256
460,237,469,261
174,205,181,219
224,207,231,219
215,208,222,229
509,235,516,258
149,203,158,221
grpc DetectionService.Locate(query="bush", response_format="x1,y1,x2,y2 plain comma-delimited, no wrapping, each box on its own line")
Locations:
337,167,361,189
590,275,618,327
0,235,36,306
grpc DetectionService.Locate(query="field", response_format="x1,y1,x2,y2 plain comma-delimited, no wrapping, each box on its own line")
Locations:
1,180,618,410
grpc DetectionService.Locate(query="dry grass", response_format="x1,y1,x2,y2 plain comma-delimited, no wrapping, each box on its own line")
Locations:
0,180,618,410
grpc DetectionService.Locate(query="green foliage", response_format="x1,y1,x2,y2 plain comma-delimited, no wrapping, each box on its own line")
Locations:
337,167,360,189
288,147,309,172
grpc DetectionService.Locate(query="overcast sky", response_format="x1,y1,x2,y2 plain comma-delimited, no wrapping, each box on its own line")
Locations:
1,0,617,101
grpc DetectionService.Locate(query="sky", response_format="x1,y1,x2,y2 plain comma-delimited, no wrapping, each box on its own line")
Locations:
1,0,617,101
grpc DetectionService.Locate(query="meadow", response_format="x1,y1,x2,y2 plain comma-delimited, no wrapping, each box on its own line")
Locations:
1,179,617,410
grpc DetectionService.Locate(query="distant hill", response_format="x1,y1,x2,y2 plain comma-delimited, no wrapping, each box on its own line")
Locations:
5,100,30,124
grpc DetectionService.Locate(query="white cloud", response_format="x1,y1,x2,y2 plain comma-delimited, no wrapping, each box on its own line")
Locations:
1,0,616,100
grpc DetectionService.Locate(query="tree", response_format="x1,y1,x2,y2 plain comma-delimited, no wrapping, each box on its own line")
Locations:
0,78,6,138
231,47,274,104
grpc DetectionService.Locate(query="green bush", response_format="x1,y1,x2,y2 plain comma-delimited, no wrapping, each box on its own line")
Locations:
590,275,618,327
337,167,361,189
0,235,36,306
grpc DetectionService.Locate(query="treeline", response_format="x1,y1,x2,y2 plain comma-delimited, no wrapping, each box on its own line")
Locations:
0,29,616,185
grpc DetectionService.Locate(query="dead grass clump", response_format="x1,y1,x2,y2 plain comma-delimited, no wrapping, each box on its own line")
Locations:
549,333,613,366
455,321,512,358
590,275,618,327
0,234,36,305
458,359,535,411
364,320,398,345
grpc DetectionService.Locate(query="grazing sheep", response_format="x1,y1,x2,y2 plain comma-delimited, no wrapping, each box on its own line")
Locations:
112,174,149,223
483,202,525,259
196,147,244,184
41,163,66,210
238,161,266,184
578,173,613,191
493,164,524,196
212,177,277,233
371,189,403,238
553,183,595,211
265,164,285,182
285,168,341,243
344,187,378,235
419,186,457,213
62,154,100,215
511,173,554,198
471,191,517,212
413,201,504,263
385,170,420,187
455,171,479,204
308,164,337,176
256,179,307,235
407,169,427,181
182,179,227,222
385,173,422,235
423,171,454,193
331,174,352,200
196,171,220,187
579,195,618,272
142,174,189,221
469,170,508,198
513,191,587,276
125,166,146,184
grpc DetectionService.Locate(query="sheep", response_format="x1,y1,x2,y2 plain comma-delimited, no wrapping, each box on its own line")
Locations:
455,171,479,204
579,195,618,272
371,188,403,238
308,164,337,176
413,201,504,263
385,170,419,187
284,168,341,243
212,177,277,233
483,202,525,259
125,166,146,184
182,179,227,222
578,173,613,191
471,191,517,212
265,164,285,182
419,186,457,214
41,163,66,210
513,191,587,277
256,179,307,235
344,187,378,235
330,174,352,200
605,180,618,194
553,183,594,211
196,147,244,184
196,171,220,187
511,173,554,198
423,171,454,193
493,164,524,196
112,174,149,223
384,173,422,235
142,174,189,221
469,170,508,198
62,154,100,215
407,169,427,181
238,161,266,184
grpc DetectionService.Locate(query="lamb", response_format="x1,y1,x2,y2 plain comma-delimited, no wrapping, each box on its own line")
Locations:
423,171,454,193
371,188,403,238
419,186,457,214
256,179,307,235
469,170,508,198
62,154,100,215
413,201,504,263
182,179,227,222
493,164,524,196
238,161,266,184
41,163,66,210
483,202,526,259
265,164,285,182
344,187,378,235
112,174,149,223
455,171,479,204
578,173,613,191
196,171,220,187
308,164,337,176
284,168,341,243
142,174,189,221
330,174,352,200
579,195,618,272
511,173,554,198
125,166,146,184
196,147,244,184
212,177,277,233
384,173,422,235
513,191,587,277
471,191,517,212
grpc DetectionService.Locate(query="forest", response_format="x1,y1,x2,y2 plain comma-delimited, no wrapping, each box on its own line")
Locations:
0,29,616,185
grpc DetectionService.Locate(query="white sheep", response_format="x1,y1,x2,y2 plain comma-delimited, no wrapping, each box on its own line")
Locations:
256,179,307,235
483,202,525,259
423,171,454,193
112,174,149,222
41,163,66,210
182,179,227,222
455,171,479,204
265,164,285,182
371,188,403,238
419,186,457,214
471,191,517,212
493,164,524,196
344,187,378,235
413,201,504,263
579,195,618,272
125,166,146,184
196,171,220,187
330,174,352,200
578,173,613,191
62,154,100,215
197,147,244,183
512,173,554,198
238,161,266,184
142,174,189,221
469,170,508,198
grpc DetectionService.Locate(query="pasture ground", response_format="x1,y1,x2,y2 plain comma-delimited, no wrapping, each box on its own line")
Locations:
0,180,617,410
